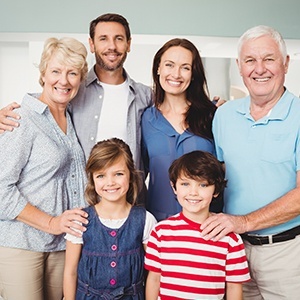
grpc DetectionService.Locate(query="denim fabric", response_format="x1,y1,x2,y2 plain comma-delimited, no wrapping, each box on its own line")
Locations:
76,205,146,300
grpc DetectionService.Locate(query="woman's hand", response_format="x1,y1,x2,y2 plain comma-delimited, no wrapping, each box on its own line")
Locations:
49,208,88,237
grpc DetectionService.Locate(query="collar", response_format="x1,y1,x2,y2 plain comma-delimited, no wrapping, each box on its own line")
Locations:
24,93,49,114
85,65,134,90
236,89,293,123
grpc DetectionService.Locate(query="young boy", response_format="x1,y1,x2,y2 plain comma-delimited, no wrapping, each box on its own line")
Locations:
144,150,250,300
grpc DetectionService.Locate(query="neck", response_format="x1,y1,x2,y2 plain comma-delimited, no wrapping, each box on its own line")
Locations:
250,89,284,121
95,65,125,85
95,200,131,220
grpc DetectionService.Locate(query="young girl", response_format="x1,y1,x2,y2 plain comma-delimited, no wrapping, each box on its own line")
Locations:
63,138,157,300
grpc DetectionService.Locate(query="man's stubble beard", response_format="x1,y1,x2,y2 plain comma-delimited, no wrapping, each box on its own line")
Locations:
95,52,128,72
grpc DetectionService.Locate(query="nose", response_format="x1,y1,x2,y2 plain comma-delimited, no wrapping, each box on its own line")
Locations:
58,73,69,85
171,66,181,78
254,60,267,75
188,185,199,196
106,176,115,186
107,38,117,50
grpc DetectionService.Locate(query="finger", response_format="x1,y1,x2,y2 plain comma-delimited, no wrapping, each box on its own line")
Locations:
0,120,19,131
3,102,20,110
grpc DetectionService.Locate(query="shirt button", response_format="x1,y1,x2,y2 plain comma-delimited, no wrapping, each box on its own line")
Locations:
110,279,116,285
99,95,103,99
110,230,117,237
110,261,117,268
90,137,95,141
94,115,99,119
111,244,117,251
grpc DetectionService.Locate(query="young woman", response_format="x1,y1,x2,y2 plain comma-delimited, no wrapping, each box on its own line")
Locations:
142,38,221,222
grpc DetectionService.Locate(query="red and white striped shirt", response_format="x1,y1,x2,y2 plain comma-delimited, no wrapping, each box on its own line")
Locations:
145,212,250,299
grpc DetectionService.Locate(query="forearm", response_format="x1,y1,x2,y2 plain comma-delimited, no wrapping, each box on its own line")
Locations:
245,186,300,232
16,202,56,234
225,282,242,300
145,271,160,300
16,203,88,236
63,273,77,300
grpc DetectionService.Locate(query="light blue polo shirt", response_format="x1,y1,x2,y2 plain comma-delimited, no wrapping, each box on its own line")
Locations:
213,89,300,235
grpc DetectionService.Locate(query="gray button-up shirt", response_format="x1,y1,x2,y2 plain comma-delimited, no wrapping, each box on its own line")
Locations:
69,67,153,171
0,93,86,252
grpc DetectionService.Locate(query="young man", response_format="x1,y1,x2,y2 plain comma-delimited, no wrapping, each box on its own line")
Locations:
145,151,250,300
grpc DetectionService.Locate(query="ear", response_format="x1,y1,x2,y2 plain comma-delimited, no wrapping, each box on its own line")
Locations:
170,181,177,195
213,192,219,198
89,38,95,54
236,58,242,76
284,55,290,74
157,66,161,75
127,38,132,53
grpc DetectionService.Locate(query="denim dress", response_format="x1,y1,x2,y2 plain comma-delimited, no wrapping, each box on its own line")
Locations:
76,205,146,300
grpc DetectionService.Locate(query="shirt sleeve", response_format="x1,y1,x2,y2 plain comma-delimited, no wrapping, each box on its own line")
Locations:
225,233,251,283
144,223,161,273
0,117,33,220
64,221,84,244
143,211,157,244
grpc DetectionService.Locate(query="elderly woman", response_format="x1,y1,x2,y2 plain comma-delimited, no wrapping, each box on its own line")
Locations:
0,37,88,300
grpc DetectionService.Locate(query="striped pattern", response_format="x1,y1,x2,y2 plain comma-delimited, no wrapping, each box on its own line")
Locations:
145,213,250,299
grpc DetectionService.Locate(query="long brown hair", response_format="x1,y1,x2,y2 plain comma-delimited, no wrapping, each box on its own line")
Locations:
85,138,142,206
152,38,216,140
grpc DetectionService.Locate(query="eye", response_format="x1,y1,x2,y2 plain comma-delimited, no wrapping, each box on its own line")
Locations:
180,182,189,186
245,58,254,64
69,71,78,77
116,172,124,177
165,62,173,68
95,174,104,179
182,66,191,71
200,183,208,188
52,70,59,74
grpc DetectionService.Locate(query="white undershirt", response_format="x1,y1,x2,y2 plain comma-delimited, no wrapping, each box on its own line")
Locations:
96,80,129,142
65,211,157,245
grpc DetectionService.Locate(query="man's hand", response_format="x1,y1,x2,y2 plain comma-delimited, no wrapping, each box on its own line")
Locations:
200,213,248,241
212,96,227,107
0,102,21,133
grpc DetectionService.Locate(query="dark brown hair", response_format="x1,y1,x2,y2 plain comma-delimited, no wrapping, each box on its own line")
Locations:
169,150,227,195
152,38,216,139
89,13,131,41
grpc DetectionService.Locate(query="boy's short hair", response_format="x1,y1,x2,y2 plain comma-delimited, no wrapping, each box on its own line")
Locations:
169,150,227,195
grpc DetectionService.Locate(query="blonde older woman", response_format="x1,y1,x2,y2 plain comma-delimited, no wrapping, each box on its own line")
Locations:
0,37,88,300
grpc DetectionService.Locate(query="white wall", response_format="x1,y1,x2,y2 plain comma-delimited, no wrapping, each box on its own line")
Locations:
1,33,300,108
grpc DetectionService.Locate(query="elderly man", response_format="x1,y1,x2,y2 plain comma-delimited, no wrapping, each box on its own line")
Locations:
201,25,300,299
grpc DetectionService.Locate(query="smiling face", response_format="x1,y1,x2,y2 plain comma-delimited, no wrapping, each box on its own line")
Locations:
157,46,193,97
40,52,82,108
92,157,130,204
89,21,131,72
172,173,218,222
237,35,289,103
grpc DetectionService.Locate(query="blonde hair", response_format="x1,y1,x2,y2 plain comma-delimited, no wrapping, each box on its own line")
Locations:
85,138,142,206
39,37,88,86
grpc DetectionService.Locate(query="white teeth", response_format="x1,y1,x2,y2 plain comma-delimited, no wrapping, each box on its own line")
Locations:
168,80,181,86
105,189,118,193
55,87,70,93
255,77,269,82
186,199,200,204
